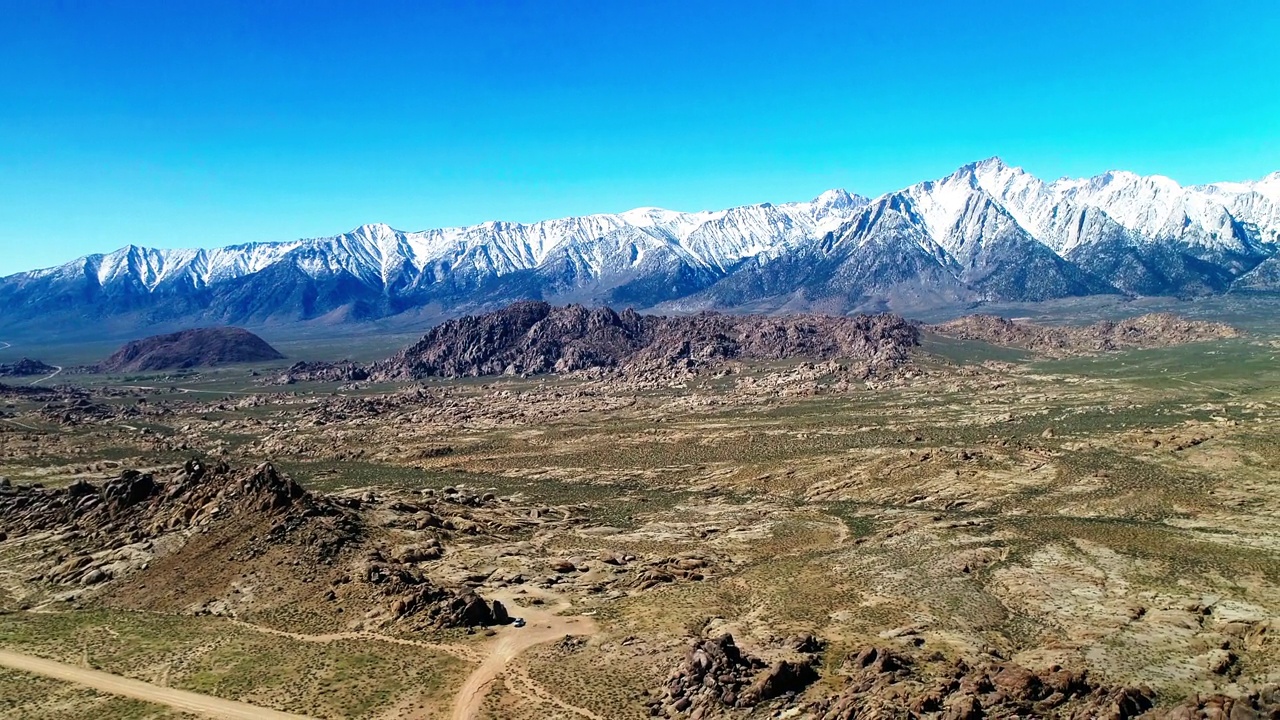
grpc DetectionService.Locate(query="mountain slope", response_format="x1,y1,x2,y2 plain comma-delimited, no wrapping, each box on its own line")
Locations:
2,160,1278,334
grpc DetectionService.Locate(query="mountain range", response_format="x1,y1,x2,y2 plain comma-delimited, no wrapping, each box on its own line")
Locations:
3,158,1279,335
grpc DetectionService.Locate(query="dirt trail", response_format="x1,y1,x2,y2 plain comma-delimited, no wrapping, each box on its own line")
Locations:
229,619,483,663
0,648,317,719
450,590,599,720
29,365,62,386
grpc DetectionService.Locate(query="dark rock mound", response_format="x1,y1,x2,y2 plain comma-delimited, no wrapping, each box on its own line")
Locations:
0,358,57,377
361,549,510,630
368,301,919,380
389,586,502,629
927,312,1241,356
272,360,369,385
96,327,285,373
653,633,820,716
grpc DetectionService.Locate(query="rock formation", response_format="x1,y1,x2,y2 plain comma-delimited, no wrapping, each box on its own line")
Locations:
654,634,820,716
0,358,57,377
366,301,920,380
96,327,285,372
810,646,1158,720
927,312,1241,355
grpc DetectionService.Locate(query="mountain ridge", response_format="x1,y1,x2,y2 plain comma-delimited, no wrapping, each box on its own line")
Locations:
3,158,1278,333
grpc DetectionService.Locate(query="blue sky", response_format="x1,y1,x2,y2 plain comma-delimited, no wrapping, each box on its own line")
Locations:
2,0,1277,276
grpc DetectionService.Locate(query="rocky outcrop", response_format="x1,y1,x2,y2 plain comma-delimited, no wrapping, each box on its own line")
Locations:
387,583,504,629
629,554,714,591
653,641,1268,719
0,460,359,589
96,327,285,373
0,358,57,377
927,312,1241,356
1163,689,1280,719
368,301,919,380
809,646,1157,720
654,634,820,716
0,453,574,636
272,360,369,385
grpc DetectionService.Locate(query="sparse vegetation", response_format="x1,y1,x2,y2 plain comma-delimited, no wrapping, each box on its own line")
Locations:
2,326,1279,718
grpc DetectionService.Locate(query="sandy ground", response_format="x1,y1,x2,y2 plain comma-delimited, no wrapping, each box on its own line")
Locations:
450,589,599,720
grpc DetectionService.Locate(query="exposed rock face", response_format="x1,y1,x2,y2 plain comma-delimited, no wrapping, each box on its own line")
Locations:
927,312,1241,355
652,641,1268,719
96,327,285,372
272,360,369,385
739,659,821,707
0,459,516,631
654,634,819,716
809,646,1158,720
0,460,340,550
1163,690,1280,719
368,301,920,380
0,460,361,599
386,583,501,629
0,358,57,377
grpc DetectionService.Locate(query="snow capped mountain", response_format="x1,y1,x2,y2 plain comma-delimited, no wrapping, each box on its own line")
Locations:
969,158,1272,261
2,160,1278,333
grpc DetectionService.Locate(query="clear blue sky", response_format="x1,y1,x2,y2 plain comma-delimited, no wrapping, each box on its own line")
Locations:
2,0,1278,276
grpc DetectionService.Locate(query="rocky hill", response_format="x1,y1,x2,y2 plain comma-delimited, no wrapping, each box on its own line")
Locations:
927,312,1242,355
0,358,57,377
0,460,513,631
96,327,285,372
367,301,919,380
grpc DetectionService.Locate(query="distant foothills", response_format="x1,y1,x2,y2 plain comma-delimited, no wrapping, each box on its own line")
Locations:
2,158,1279,336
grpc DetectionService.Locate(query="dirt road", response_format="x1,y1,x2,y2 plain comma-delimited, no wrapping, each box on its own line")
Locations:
450,590,600,720
0,649,317,720
29,365,62,385
229,619,483,663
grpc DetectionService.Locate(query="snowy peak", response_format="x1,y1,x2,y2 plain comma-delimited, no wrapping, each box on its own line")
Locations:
810,188,862,211
2,160,1278,331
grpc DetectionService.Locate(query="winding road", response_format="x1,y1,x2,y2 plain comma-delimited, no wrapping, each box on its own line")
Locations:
220,592,600,720
0,649,316,719
29,364,62,386
0,341,62,386
0,590,599,719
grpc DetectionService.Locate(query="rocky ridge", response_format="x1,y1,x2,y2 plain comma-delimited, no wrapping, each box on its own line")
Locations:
0,460,513,631
0,358,57,378
927,312,1242,355
652,638,1280,719
367,301,920,380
